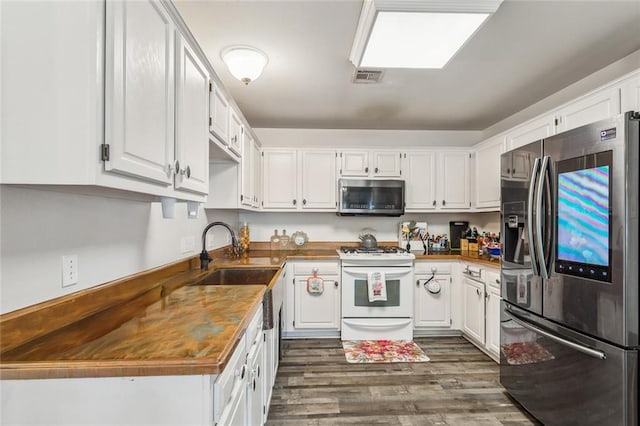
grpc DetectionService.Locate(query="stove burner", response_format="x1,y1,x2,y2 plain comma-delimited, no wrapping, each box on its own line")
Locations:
340,246,407,254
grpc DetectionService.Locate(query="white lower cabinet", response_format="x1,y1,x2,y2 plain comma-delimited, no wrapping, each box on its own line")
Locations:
414,262,453,330
246,331,265,426
284,261,341,337
461,265,501,362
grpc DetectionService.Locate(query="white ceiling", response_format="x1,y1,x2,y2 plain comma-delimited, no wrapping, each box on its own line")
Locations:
174,0,640,131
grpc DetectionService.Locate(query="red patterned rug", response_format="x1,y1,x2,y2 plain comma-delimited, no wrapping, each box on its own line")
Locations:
342,340,430,363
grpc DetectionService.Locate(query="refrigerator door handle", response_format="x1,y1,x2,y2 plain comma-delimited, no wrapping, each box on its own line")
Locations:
535,155,551,279
527,157,541,277
504,308,607,360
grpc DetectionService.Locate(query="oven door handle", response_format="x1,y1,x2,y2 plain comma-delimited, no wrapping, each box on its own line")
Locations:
504,308,606,360
342,319,412,328
341,268,412,278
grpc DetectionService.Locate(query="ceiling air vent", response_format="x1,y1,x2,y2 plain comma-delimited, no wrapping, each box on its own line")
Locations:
352,69,383,84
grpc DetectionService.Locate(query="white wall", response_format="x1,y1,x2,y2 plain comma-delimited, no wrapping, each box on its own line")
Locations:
254,128,483,148
0,186,238,314
238,211,499,244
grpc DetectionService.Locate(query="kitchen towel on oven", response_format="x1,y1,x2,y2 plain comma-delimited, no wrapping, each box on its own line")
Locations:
367,271,387,302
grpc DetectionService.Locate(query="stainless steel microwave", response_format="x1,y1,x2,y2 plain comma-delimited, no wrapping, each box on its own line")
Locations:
338,179,405,216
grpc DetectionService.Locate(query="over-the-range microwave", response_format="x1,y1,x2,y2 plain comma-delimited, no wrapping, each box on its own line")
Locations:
337,179,405,217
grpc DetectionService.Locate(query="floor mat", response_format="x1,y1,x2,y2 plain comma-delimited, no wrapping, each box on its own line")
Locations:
342,340,430,363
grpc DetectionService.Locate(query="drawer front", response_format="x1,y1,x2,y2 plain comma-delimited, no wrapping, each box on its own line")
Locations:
414,261,453,275
485,268,501,291
293,262,340,276
213,333,247,422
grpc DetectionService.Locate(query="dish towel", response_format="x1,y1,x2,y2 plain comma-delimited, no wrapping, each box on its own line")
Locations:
367,271,387,302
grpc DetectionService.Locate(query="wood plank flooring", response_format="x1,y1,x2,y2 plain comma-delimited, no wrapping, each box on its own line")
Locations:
266,336,541,426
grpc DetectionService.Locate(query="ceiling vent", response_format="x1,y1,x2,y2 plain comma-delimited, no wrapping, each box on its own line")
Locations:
352,69,383,83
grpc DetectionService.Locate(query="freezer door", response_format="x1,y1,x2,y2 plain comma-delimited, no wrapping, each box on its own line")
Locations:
500,302,638,426
501,140,543,315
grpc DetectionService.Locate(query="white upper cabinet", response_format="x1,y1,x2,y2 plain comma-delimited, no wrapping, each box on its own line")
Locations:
251,138,261,208
339,150,401,178
1,0,210,202
228,109,243,156
262,149,298,209
241,131,255,207
555,86,621,133
300,150,337,209
505,115,555,151
339,150,370,177
473,137,503,210
620,71,640,112
371,151,402,177
105,0,176,187
438,151,471,210
403,151,437,211
209,80,230,145
174,31,209,195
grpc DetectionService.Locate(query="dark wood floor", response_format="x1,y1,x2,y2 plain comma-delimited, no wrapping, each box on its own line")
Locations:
266,336,541,426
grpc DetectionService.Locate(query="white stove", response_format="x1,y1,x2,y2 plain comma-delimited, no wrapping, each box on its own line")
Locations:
338,245,415,340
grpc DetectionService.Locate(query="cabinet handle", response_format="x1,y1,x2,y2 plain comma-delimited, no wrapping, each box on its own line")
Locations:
476,288,481,297
416,280,420,287
442,200,446,206
507,168,511,174
375,167,379,173
174,160,181,175
293,199,297,205
239,364,247,380
257,365,260,378
334,281,339,288
180,165,191,178
165,163,174,177
252,377,256,391
365,167,369,173
432,200,436,206
303,199,307,205
496,279,500,284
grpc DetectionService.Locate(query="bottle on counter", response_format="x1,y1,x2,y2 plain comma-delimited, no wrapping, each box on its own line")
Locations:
280,229,290,250
270,229,280,251
239,222,250,253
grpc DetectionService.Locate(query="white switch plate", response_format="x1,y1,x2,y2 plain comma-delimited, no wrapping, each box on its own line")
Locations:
62,255,79,287
181,236,195,253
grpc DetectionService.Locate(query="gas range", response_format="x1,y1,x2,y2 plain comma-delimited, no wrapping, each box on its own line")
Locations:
337,246,415,265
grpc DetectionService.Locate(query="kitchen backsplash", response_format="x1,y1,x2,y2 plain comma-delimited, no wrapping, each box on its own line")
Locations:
238,211,499,243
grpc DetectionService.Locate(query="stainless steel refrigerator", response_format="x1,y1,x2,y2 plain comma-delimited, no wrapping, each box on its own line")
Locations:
500,111,639,425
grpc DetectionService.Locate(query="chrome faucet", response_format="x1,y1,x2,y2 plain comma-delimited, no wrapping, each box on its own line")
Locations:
200,222,240,270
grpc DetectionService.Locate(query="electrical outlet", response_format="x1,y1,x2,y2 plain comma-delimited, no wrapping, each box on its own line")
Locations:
61,255,79,287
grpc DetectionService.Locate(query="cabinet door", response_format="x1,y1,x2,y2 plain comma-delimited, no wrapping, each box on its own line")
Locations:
473,138,503,209
620,72,640,112
218,384,247,426
262,150,297,209
372,151,401,177
228,110,243,156
294,275,340,329
174,33,209,195
414,275,451,328
462,277,485,344
241,132,254,207
505,115,555,151
209,80,229,145
105,0,175,186
339,150,369,176
485,286,501,360
555,86,621,133
438,152,470,210
247,341,264,426
403,151,437,210
252,141,261,207
300,150,337,209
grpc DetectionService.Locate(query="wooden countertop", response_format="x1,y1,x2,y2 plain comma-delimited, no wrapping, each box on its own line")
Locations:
1,285,265,379
1,243,498,380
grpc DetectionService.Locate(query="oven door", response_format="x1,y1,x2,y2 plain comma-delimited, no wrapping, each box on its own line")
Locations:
341,266,413,318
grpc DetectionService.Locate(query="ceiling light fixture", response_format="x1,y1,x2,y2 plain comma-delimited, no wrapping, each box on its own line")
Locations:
221,46,268,85
349,0,503,69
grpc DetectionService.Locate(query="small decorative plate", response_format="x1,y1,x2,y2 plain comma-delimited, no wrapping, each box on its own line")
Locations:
291,231,308,248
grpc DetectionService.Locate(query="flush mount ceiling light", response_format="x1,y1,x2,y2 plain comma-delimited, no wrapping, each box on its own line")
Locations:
349,0,503,69
221,46,268,85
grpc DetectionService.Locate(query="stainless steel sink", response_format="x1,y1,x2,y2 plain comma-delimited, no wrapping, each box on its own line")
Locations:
196,267,279,286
